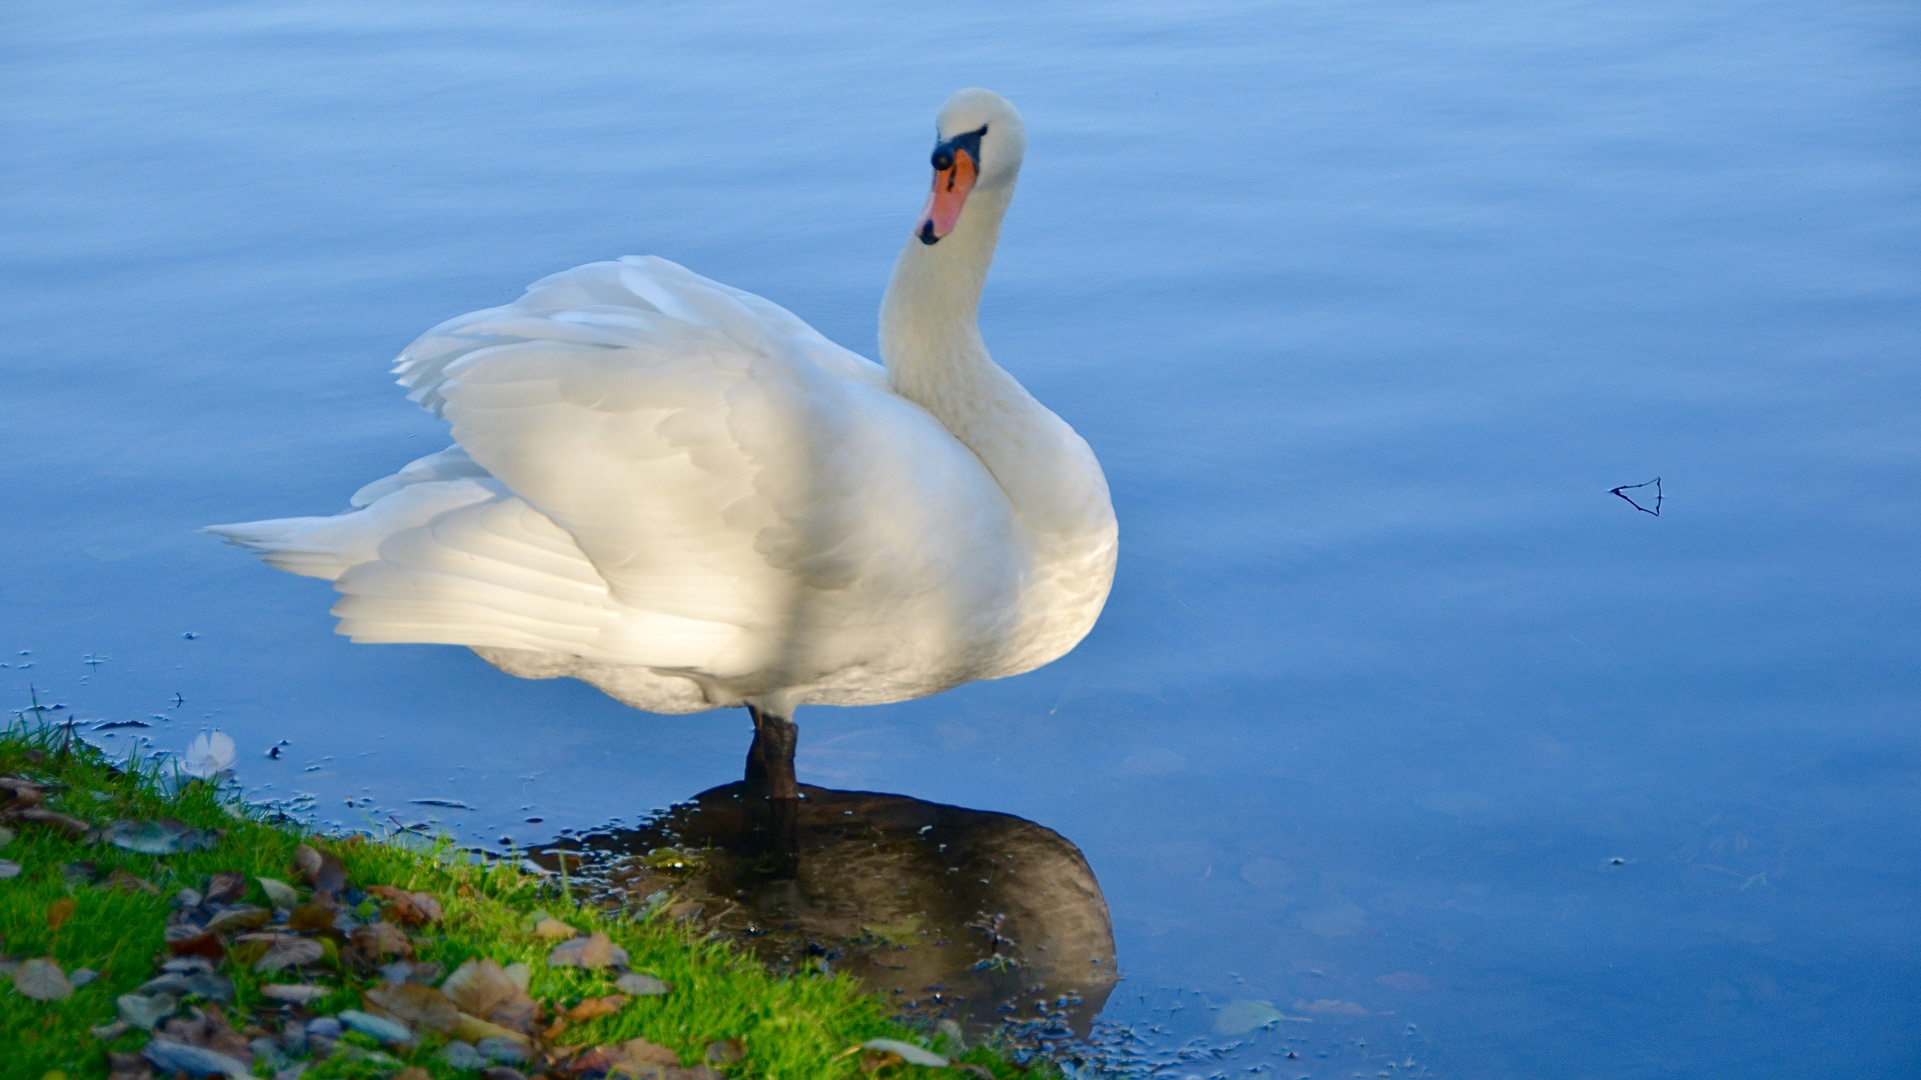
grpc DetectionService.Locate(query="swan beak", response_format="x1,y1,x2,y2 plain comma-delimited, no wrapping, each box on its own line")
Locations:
916,145,978,245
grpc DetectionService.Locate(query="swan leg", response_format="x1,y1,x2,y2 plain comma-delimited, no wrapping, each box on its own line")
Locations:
744,705,800,800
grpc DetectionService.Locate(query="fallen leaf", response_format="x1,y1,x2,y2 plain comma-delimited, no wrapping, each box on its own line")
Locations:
15,807,96,836
615,971,671,996
204,906,272,934
259,983,329,1004
339,1008,414,1044
139,962,235,1003
251,935,324,973
533,918,579,940
706,1037,746,1064
164,927,227,962
203,871,245,905
860,1050,905,1073
617,1038,681,1068
366,981,463,1034
1293,998,1370,1017
0,825,13,847
452,1012,529,1045
442,957,539,1034
547,932,628,970
117,991,180,1030
351,921,414,962
257,877,300,908
1213,999,1284,1035
580,932,615,969
47,895,78,933
156,1003,252,1059
287,901,337,933
105,818,221,855
566,994,629,1022
92,1019,131,1041
13,957,74,1000
141,1039,250,1079
861,1038,947,1068
293,843,346,895
105,868,161,895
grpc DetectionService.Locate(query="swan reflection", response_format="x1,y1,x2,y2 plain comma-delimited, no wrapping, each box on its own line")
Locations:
535,783,1117,1037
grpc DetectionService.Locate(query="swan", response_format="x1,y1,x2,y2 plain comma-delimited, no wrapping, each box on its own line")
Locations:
205,89,1117,799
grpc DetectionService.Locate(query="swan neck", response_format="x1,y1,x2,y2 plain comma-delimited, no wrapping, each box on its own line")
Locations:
878,186,1010,385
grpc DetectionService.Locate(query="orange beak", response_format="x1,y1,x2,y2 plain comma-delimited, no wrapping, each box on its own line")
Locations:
916,146,978,245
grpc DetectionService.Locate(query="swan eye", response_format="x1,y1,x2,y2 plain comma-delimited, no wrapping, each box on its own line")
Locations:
929,125,989,173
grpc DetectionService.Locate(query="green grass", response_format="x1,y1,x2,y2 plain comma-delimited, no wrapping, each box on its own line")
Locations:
0,719,1037,1080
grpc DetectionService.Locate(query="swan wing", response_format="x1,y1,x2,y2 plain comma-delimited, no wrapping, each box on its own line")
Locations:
386,256,1004,685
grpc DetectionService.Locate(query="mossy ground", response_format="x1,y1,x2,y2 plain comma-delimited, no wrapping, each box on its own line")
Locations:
0,720,1036,1080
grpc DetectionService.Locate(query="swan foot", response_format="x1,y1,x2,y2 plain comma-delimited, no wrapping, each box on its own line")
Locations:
744,705,800,801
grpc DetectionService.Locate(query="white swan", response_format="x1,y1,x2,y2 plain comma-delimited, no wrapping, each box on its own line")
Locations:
206,89,1117,797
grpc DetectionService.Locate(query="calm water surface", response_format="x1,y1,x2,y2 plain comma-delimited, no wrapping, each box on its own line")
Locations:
4,2,1918,1076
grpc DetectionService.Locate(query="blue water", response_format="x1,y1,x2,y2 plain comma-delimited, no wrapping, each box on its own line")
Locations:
4,1,1917,1076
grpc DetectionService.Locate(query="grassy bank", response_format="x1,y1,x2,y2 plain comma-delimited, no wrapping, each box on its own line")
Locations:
0,718,1023,1080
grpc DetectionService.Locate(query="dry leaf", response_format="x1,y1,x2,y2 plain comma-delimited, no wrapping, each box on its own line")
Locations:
533,918,579,940
548,932,628,970
287,901,338,933
252,935,324,973
13,956,74,1000
615,972,671,996
203,871,245,905
350,921,414,963
47,895,78,933
860,1039,947,1067
565,994,629,1023
164,926,226,963
293,844,346,895
706,1037,746,1064
105,867,160,894
618,1038,682,1068
105,818,220,854
204,906,272,934
366,982,463,1034
257,877,300,908
260,983,329,1004
442,957,539,1034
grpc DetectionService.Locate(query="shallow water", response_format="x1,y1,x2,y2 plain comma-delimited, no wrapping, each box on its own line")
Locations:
4,1,1918,1076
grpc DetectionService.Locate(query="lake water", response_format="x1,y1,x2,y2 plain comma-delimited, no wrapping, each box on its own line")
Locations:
4,1,1917,1076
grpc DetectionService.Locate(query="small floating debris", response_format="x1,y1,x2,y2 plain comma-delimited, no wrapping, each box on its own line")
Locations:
1609,477,1662,516
409,798,476,810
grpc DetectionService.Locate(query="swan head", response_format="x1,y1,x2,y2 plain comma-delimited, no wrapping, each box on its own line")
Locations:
916,88,1026,245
